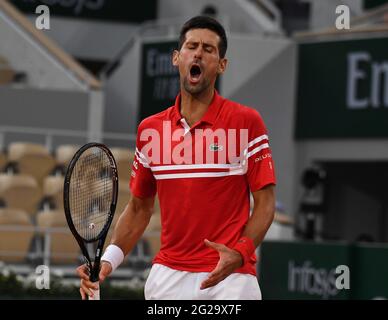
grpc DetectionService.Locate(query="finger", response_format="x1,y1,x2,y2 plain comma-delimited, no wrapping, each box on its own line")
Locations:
78,273,91,282
79,287,86,300
204,239,216,248
80,283,92,298
99,262,112,282
81,279,99,290
206,262,223,278
99,273,106,282
205,268,225,283
200,275,224,290
200,265,231,290
208,268,223,280
76,264,88,274
76,265,90,281
200,269,225,289
80,282,95,298
76,266,91,281
204,239,224,251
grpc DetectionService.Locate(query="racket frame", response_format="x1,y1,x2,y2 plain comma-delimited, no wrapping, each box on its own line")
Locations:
63,142,118,283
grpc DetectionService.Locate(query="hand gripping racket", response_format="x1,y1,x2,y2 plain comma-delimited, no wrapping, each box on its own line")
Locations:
64,143,118,300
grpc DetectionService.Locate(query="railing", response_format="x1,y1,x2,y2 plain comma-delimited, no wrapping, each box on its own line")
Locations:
294,2,388,40
350,2,388,25
250,0,282,28
294,23,388,40
98,2,283,81
99,15,231,80
0,224,160,271
0,0,101,90
0,125,137,151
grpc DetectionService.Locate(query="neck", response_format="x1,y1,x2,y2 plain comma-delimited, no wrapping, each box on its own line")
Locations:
180,88,214,127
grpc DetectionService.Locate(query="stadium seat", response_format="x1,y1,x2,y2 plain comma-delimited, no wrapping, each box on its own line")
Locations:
36,209,80,264
103,212,121,252
117,179,130,214
0,56,15,85
0,151,6,171
55,144,80,173
0,174,41,216
42,175,64,210
8,142,56,185
0,208,34,263
111,147,135,182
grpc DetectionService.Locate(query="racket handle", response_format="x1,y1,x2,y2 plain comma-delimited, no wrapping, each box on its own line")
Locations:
88,282,100,300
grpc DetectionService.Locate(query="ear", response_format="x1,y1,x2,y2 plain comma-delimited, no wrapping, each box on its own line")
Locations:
172,50,179,67
217,58,228,75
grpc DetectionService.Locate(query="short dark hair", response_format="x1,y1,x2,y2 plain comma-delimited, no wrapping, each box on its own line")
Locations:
178,16,227,58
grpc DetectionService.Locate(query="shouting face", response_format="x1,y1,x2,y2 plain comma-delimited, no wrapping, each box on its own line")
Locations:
173,28,227,96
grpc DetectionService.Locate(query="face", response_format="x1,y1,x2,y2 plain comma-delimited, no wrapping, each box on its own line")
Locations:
173,28,227,95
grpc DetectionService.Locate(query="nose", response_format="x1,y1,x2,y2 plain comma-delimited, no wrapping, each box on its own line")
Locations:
194,46,203,59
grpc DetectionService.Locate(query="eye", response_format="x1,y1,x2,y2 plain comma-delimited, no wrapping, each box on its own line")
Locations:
187,43,196,49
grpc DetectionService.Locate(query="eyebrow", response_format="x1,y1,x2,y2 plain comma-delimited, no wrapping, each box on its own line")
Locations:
185,40,217,49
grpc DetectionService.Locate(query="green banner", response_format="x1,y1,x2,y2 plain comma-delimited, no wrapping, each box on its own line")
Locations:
139,41,180,123
11,0,157,23
259,241,388,299
139,41,221,123
364,0,388,9
295,37,388,139
259,241,351,299
351,244,388,299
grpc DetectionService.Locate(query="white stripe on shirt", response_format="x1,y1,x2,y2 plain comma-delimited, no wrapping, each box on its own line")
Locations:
154,169,245,180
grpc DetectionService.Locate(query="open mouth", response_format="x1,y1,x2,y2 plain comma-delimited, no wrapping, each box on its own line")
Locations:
189,64,202,82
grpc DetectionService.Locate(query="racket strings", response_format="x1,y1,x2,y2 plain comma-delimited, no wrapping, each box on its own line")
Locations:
69,147,114,241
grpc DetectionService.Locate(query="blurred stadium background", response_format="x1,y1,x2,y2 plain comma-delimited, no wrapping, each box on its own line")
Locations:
0,0,388,299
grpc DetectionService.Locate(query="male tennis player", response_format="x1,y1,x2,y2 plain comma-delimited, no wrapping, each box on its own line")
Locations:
78,15,275,300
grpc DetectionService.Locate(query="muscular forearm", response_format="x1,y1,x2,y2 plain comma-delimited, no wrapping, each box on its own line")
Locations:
241,185,275,247
242,205,274,247
111,199,153,256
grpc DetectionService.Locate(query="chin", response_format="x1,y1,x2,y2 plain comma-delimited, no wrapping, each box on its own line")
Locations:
183,80,209,95
186,86,205,95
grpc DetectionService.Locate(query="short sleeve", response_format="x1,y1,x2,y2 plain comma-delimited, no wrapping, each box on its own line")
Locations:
129,123,157,199
245,109,276,192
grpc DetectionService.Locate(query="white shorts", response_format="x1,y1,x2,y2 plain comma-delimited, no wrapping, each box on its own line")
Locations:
144,263,262,300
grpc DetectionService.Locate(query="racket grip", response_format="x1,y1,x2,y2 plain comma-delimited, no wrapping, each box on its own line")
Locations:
88,282,100,300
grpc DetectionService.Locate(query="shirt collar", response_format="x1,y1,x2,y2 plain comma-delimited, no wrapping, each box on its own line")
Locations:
171,90,223,126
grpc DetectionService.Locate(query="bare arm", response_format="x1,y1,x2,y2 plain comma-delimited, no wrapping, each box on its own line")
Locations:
241,184,276,247
77,194,155,298
201,184,275,289
111,195,155,255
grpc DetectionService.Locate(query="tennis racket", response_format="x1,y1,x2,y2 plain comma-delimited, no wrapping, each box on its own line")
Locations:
63,143,118,300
